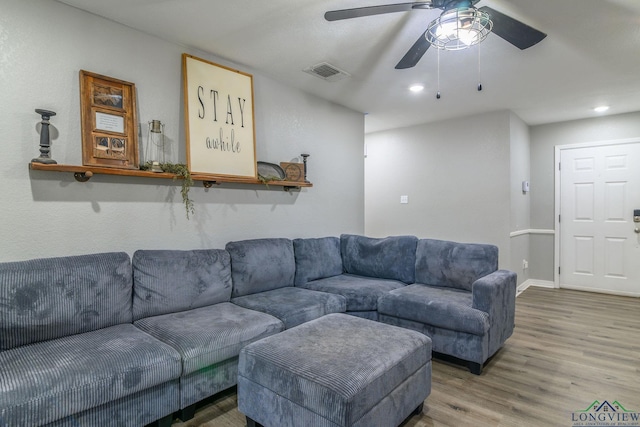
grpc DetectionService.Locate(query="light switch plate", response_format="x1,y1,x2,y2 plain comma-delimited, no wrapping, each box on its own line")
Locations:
400,195,408,204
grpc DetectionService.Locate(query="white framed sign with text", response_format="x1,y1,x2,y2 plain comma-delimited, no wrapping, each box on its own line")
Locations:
182,53,257,179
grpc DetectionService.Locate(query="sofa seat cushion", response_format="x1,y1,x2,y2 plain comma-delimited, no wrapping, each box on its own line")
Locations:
0,324,181,426
134,302,284,376
299,274,405,311
378,284,489,336
231,287,346,329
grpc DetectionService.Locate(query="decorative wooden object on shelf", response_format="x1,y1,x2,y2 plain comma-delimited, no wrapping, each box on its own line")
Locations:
79,70,139,169
280,162,305,182
33,109,58,164
28,163,312,191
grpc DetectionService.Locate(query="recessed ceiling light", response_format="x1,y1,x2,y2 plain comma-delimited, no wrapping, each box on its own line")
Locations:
409,84,424,93
593,105,610,113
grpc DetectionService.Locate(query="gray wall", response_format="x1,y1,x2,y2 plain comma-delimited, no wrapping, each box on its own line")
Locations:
364,110,512,269
1,0,365,261
365,108,640,283
509,113,531,284
529,111,640,281
510,113,531,232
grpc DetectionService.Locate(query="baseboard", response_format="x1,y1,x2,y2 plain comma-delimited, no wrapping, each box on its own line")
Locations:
560,284,640,298
519,280,640,298
517,279,556,296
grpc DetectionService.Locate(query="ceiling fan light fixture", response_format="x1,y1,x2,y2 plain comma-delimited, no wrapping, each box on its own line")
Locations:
426,7,492,51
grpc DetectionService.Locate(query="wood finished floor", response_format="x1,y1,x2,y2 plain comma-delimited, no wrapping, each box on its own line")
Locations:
172,287,640,427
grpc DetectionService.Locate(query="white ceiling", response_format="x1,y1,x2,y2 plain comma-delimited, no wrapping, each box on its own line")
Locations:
57,0,640,133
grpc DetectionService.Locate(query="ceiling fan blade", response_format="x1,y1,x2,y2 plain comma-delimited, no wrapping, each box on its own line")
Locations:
395,30,430,69
325,3,418,21
479,6,546,50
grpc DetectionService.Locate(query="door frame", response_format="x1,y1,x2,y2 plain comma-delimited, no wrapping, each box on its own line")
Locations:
554,137,640,291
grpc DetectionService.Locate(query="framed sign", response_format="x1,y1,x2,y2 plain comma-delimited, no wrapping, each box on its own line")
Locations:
280,162,305,182
79,70,139,169
182,54,257,179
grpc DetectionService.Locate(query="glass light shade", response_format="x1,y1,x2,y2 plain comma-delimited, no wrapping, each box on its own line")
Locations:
427,7,492,51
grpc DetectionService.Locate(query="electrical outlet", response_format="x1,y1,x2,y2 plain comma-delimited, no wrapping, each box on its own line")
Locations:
400,195,408,204
522,259,529,270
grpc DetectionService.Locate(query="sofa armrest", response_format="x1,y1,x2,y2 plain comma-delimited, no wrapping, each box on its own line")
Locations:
472,269,517,316
471,270,517,355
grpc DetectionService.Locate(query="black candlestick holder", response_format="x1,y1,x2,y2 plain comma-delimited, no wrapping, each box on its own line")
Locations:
32,109,57,164
301,153,310,182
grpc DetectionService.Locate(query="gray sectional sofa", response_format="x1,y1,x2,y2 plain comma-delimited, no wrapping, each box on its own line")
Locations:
0,234,516,427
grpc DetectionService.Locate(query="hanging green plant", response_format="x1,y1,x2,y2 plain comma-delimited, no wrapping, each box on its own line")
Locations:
141,162,195,219
257,174,284,189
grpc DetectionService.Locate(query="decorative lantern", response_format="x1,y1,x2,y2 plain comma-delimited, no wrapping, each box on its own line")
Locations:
146,119,165,172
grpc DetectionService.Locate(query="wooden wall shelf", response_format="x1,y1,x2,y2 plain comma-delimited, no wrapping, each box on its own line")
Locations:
29,163,312,191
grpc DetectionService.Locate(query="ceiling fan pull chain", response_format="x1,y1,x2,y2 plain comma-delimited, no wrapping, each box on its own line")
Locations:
477,44,483,92
437,48,441,99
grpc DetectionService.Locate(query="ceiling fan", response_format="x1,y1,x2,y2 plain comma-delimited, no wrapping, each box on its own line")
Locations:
325,0,546,69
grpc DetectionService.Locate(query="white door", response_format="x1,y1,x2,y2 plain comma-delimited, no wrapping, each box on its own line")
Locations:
559,141,640,296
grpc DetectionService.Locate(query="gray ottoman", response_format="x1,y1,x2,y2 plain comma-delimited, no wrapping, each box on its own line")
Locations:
238,313,431,427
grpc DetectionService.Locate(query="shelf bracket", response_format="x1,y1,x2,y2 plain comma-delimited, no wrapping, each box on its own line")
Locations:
202,180,218,188
283,186,300,192
73,171,93,182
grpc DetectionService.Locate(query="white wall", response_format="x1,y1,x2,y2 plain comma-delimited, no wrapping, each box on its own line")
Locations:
0,0,365,261
364,110,512,268
529,111,640,281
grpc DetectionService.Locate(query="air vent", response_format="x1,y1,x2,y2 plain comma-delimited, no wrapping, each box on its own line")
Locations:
303,62,350,82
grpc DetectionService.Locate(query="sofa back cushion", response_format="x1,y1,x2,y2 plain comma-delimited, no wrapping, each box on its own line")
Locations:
340,234,418,284
415,239,498,291
226,238,295,297
0,252,132,351
132,249,232,320
293,237,343,286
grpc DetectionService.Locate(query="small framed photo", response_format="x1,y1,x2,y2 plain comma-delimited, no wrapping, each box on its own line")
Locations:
79,70,139,169
92,84,123,108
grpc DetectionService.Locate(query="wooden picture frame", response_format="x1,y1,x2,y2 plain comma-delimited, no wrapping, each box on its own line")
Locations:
79,70,139,169
182,53,257,179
